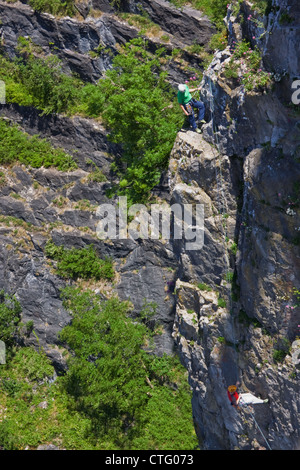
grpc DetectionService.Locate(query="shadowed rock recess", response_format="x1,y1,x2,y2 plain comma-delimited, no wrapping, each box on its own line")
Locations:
0,0,299,450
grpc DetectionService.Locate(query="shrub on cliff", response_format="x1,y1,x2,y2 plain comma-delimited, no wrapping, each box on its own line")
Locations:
0,289,197,450
0,38,82,115
222,40,272,91
0,35,183,202
0,291,22,348
28,0,75,16
16,53,82,115
84,38,183,203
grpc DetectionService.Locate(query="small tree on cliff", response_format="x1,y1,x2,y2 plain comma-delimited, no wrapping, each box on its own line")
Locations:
83,38,183,203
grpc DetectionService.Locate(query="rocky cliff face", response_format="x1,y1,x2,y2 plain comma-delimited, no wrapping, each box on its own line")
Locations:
169,0,300,450
0,0,299,450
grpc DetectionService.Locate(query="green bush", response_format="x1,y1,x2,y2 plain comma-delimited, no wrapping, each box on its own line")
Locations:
0,37,183,203
92,38,183,203
223,40,272,92
0,289,198,450
8,347,54,382
293,287,300,307
217,297,227,308
251,0,274,15
169,0,229,30
273,349,286,363
238,309,262,328
273,338,291,364
45,240,114,281
79,83,106,117
0,39,83,115
0,119,77,171
208,29,228,51
58,287,198,449
0,347,57,450
0,55,34,106
28,0,75,16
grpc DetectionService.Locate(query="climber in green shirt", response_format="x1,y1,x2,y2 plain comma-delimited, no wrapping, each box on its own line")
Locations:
177,84,205,133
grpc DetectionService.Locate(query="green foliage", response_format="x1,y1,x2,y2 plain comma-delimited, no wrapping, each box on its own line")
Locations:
0,289,197,450
86,159,108,182
0,39,82,115
45,240,114,281
208,29,228,51
118,13,161,36
0,55,33,107
6,347,54,383
293,287,300,307
251,0,274,15
0,344,96,450
201,0,230,28
131,384,198,450
232,41,261,69
223,62,239,79
139,299,157,327
197,282,212,291
230,0,273,17
0,290,22,347
272,349,286,364
230,242,238,256
16,53,82,115
28,0,75,16
238,309,262,328
223,40,272,91
273,338,291,364
0,37,183,202
0,119,77,171
88,38,183,203
0,347,57,450
79,83,106,117
217,297,227,308
59,288,150,444
279,12,294,25
169,0,229,29
0,171,6,186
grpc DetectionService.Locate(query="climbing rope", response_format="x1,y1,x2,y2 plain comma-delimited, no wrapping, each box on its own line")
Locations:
206,70,272,451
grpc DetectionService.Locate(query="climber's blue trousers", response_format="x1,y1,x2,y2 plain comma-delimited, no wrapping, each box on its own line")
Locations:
184,98,205,130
